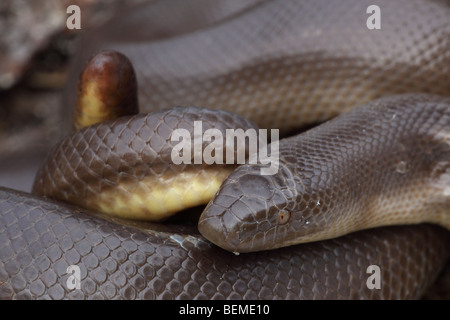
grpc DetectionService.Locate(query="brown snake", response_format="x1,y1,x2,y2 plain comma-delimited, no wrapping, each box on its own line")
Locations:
1,0,450,299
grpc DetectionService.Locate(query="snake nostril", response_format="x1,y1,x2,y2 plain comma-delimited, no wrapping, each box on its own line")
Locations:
278,209,291,225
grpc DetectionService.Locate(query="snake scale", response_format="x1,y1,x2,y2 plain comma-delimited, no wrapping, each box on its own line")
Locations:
1,0,450,299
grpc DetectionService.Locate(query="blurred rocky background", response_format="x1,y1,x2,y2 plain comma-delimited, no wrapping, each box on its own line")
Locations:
0,0,146,192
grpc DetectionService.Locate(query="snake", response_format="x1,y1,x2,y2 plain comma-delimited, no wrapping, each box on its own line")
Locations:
1,0,450,299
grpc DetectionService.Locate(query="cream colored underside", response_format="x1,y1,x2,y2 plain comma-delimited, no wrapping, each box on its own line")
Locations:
75,82,106,129
88,167,234,221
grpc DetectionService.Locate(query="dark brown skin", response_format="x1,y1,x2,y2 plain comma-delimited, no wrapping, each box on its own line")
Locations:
1,0,450,299
27,93,450,299
198,94,450,252
33,106,259,220
64,0,450,137
1,187,449,299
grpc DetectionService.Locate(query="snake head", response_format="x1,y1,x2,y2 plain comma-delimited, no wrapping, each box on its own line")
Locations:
198,157,335,253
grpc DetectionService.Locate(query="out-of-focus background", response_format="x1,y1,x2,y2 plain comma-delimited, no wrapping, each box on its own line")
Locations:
0,0,147,192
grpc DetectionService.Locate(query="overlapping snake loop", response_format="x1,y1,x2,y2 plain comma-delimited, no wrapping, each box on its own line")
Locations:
1,0,449,299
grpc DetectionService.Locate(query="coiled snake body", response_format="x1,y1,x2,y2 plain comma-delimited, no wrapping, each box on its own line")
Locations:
1,0,450,299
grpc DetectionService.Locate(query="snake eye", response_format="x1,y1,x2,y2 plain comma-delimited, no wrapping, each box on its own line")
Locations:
278,210,290,225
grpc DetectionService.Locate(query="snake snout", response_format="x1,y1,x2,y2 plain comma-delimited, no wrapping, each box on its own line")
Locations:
198,194,270,254
198,166,296,253
197,201,241,253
